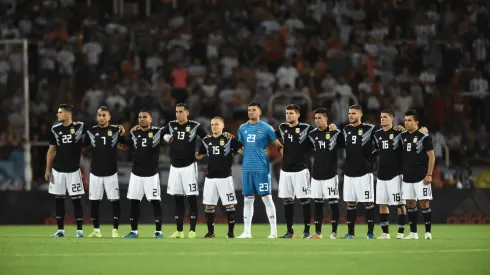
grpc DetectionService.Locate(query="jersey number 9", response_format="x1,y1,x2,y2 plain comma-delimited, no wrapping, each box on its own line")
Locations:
351,136,357,144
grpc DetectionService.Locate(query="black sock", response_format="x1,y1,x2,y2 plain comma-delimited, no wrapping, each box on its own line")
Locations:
329,200,339,234
380,213,389,234
421,207,432,233
90,200,100,229
365,203,375,235
112,200,120,230
398,213,406,234
347,205,356,236
55,196,65,230
314,200,324,234
188,196,198,232
226,207,236,234
130,199,140,231
72,196,83,231
205,208,215,234
151,200,162,232
174,196,185,231
407,207,418,233
300,199,311,234
284,200,294,233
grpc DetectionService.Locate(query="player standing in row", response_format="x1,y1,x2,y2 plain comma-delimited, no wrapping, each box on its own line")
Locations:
401,110,435,240
236,103,283,238
276,104,314,238
196,117,240,238
123,110,163,238
308,108,343,239
163,103,208,239
373,109,406,240
342,105,376,239
85,106,126,238
46,104,86,238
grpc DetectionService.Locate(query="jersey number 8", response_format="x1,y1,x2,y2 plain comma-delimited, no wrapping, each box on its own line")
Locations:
407,143,412,151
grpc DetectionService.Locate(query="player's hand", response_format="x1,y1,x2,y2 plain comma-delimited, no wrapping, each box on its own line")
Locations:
130,125,140,132
224,132,235,139
237,148,244,155
424,175,432,185
118,125,126,136
394,125,405,131
264,148,269,157
163,134,173,143
44,170,52,182
419,127,429,133
117,143,128,151
328,124,337,131
279,147,284,155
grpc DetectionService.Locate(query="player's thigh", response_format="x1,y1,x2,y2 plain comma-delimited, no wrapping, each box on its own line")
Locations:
143,174,161,201
103,173,120,201
278,170,294,198
385,175,404,205
181,163,199,196
322,175,340,199
310,178,324,199
254,173,272,196
292,169,311,199
241,172,255,196
48,169,67,195
342,175,357,202
356,173,374,203
203,178,219,205
66,169,85,196
414,181,433,201
217,177,238,205
127,173,144,201
375,179,389,205
401,181,417,201
167,165,184,195
89,173,104,200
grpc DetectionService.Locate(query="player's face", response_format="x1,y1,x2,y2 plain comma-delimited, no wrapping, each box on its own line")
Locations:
210,119,224,135
380,113,393,127
248,106,261,120
138,112,152,128
97,110,111,127
348,109,362,124
314,114,328,129
285,110,299,124
175,107,188,122
56,108,70,122
404,116,418,131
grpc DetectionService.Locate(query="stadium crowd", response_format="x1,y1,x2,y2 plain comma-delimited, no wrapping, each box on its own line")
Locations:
0,0,489,190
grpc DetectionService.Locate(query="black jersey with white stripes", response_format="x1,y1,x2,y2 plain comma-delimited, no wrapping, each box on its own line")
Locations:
373,128,404,181
162,120,208,168
401,130,433,183
129,127,165,177
198,135,241,178
308,128,344,180
85,125,124,177
49,122,86,173
343,123,375,177
275,122,314,173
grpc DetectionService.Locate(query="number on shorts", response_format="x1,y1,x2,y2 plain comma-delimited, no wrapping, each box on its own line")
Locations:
365,191,370,199
189,183,197,192
153,188,158,197
407,143,412,151
328,187,336,196
177,131,185,140
351,136,357,144
259,183,269,192
302,187,308,194
392,193,401,202
71,183,82,192
226,193,235,202
423,188,428,196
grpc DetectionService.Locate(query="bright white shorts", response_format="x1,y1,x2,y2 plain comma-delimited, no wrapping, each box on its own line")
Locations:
343,173,374,203
167,163,199,196
376,175,405,205
89,173,119,201
402,180,433,201
310,176,339,199
202,176,237,206
278,169,311,199
127,173,161,201
48,169,85,196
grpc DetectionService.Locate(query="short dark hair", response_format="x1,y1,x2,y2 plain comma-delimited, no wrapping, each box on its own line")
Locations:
98,106,110,113
248,102,262,110
212,116,225,123
313,108,328,118
59,104,73,113
139,109,152,117
381,109,395,118
176,103,189,110
285,104,300,113
349,104,363,112
405,109,419,121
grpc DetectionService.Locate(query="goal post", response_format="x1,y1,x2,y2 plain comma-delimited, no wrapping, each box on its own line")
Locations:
0,39,31,191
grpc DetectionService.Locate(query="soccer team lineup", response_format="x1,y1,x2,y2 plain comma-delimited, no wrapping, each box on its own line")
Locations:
46,102,435,240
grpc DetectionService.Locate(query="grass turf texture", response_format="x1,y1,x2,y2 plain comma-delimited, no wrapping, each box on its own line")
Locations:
1,225,488,275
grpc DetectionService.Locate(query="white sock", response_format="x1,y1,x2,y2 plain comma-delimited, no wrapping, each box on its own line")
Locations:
262,195,277,235
58,229,65,233
76,230,83,233
155,231,162,234
132,230,138,234
94,228,100,232
243,196,255,234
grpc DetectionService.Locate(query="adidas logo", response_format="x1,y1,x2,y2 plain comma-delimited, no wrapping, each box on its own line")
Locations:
209,142,212,145
59,131,63,134
174,127,178,130
95,133,99,136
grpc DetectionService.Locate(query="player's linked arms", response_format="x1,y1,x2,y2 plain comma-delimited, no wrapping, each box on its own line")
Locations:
117,125,126,136
195,152,206,160
328,124,337,131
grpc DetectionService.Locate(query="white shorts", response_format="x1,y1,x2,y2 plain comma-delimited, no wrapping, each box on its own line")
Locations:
278,169,311,199
310,176,339,199
343,173,374,203
167,163,199,196
89,173,120,201
48,169,85,196
376,175,405,205
202,176,238,206
127,173,161,201
402,180,433,201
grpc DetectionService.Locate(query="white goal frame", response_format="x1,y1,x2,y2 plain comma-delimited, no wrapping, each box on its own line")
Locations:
0,39,32,190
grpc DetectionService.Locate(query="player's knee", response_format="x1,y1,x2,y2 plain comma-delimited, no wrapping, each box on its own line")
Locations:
419,200,430,209
364,202,374,210
347,202,356,207
397,205,406,215
205,205,216,210
406,200,417,208
299,198,310,205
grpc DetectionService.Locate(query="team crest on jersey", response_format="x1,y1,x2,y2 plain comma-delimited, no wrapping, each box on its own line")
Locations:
389,133,394,140
220,139,225,146
326,133,330,140
295,128,300,134
70,128,75,134
413,137,417,143
148,132,153,139
108,130,113,137
185,126,190,132
358,129,363,136
257,131,261,136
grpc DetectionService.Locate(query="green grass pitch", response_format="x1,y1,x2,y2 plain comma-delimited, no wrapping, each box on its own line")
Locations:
1,224,489,275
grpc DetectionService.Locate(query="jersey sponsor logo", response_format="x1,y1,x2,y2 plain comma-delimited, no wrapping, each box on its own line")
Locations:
148,132,153,139
108,130,113,137
70,128,75,134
